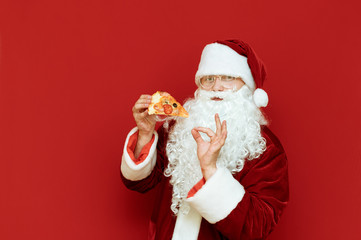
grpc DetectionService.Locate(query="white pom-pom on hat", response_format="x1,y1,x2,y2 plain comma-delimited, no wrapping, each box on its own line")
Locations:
253,88,268,107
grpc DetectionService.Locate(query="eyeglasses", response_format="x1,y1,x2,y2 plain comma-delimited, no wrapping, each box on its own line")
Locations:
200,75,243,89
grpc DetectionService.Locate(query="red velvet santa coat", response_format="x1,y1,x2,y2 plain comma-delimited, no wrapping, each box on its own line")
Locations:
121,124,289,240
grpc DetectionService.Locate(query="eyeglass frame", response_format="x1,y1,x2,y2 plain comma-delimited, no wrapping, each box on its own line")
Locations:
199,75,244,90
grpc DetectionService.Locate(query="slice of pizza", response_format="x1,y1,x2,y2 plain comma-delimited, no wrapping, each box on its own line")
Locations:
148,91,189,118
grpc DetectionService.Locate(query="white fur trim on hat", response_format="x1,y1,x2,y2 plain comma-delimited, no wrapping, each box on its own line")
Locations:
253,88,269,107
195,43,255,90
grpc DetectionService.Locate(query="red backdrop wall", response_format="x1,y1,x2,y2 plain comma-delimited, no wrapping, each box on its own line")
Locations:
1,0,360,239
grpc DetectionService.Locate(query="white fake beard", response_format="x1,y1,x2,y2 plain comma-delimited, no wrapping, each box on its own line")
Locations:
164,86,268,215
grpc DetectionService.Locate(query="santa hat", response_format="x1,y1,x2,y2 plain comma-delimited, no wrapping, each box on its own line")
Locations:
195,39,269,108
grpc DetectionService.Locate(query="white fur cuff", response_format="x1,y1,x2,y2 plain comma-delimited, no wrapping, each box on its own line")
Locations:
120,127,158,181
186,167,245,224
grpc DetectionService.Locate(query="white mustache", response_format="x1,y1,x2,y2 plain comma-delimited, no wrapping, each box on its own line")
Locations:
196,86,250,102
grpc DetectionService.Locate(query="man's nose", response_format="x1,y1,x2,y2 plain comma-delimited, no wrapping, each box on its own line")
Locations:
212,78,224,91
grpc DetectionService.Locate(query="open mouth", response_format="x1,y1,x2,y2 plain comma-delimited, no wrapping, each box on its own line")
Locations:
211,97,223,101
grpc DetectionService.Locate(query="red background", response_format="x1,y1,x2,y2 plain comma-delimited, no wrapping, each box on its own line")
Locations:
1,0,360,239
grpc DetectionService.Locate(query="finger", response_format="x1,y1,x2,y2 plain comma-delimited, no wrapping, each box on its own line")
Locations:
191,129,204,144
221,120,227,136
215,113,222,136
193,127,215,138
211,121,227,148
220,120,227,144
136,98,152,104
133,95,152,112
139,110,150,118
140,94,152,100
135,98,152,108
159,92,170,96
132,105,146,114
135,111,156,123
134,102,150,112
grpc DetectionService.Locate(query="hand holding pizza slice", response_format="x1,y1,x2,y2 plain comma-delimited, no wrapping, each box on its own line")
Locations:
148,91,189,118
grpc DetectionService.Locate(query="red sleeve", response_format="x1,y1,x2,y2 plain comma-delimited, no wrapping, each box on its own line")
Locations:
214,127,289,239
126,131,155,165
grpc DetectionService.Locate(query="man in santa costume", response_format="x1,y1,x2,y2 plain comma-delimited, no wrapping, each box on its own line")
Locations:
121,39,289,240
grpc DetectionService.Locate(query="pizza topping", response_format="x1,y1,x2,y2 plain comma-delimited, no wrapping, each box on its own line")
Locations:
163,104,173,114
173,103,177,108
154,104,163,111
